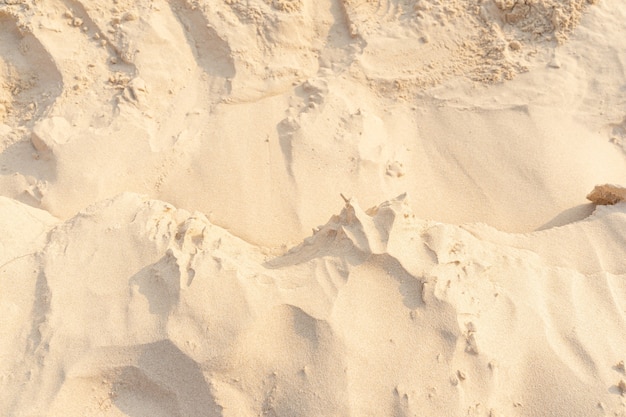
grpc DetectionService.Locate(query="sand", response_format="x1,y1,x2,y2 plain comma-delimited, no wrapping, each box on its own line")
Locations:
1,0,626,416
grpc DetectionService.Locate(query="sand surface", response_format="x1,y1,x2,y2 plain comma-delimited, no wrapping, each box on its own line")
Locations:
1,0,626,416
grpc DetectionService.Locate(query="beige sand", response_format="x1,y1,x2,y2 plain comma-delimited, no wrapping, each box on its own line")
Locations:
1,0,626,416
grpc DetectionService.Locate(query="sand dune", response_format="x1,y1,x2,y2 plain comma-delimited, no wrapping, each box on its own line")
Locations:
2,0,626,416
2,193,626,416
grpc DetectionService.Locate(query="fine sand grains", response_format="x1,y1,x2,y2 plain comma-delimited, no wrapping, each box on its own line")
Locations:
2,194,626,416
2,0,626,416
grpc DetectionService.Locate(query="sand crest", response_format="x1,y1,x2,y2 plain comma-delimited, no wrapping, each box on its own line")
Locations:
2,0,626,416
1,193,626,416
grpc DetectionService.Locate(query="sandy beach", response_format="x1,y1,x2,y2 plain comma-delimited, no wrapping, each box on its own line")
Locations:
1,0,626,416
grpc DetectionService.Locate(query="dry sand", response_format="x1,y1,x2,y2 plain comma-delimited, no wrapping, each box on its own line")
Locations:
1,0,626,416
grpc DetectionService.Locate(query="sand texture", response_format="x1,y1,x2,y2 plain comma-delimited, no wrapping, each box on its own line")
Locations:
1,0,626,416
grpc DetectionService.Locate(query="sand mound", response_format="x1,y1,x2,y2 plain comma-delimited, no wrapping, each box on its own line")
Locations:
1,193,626,416
1,0,624,247
2,0,626,416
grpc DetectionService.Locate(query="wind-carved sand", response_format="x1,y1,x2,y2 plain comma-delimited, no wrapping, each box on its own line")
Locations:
1,0,622,245
2,0,626,416
2,192,626,416
587,184,626,205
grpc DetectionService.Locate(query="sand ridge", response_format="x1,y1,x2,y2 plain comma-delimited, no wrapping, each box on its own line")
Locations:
1,0,625,246
2,0,626,416
1,193,626,416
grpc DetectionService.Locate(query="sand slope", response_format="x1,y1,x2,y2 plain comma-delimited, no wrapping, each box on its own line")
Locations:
1,193,625,416
2,0,626,416
1,0,625,246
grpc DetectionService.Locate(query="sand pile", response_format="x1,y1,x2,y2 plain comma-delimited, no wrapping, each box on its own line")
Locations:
2,193,626,416
1,0,626,416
